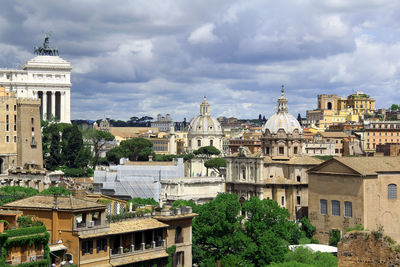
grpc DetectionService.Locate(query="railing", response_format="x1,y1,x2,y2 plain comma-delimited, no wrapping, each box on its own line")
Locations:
76,222,86,228
109,240,166,259
175,236,184,244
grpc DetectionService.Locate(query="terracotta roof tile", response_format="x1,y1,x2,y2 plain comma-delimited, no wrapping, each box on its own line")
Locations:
80,218,168,239
3,195,105,211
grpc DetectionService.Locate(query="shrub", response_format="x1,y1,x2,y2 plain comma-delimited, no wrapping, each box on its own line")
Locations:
345,224,364,233
300,217,316,239
41,187,71,196
283,246,337,267
329,229,341,247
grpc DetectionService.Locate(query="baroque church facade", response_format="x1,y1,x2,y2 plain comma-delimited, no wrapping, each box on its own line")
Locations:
225,88,322,220
186,97,224,176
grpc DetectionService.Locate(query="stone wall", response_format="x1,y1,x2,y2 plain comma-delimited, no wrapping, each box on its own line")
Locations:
338,231,400,267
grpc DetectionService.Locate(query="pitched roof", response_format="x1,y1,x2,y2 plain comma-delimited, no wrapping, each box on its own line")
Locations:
334,157,400,175
263,156,323,165
311,157,400,176
320,132,348,138
79,218,168,239
3,195,106,211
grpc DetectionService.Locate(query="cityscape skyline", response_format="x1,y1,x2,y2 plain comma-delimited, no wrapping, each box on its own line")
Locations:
1,1,400,121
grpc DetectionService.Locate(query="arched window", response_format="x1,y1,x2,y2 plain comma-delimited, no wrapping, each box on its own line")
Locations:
209,139,213,146
197,139,201,147
327,102,332,110
388,184,397,199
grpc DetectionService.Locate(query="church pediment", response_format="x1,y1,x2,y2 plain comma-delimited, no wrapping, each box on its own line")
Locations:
308,158,362,176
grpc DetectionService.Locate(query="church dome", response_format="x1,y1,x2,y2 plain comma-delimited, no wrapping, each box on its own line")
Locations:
188,97,223,136
263,87,302,134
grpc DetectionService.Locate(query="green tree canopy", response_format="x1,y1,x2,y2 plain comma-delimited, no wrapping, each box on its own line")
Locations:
241,197,303,266
204,157,226,176
62,123,84,168
83,129,115,169
193,146,221,158
41,187,72,196
106,138,154,163
193,194,250,266
390,104,400,111
191,194,316,267
300,217,316,239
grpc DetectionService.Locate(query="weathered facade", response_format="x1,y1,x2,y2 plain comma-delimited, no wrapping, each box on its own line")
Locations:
0,86,43,173
308,157,400,244
226,88,322,220
3,195,196,266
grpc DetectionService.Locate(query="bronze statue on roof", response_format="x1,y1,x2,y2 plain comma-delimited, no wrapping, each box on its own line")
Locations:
34,34,59,56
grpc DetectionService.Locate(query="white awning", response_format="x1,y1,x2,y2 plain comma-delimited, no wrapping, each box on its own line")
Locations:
49,244,67,252
289,244,337,253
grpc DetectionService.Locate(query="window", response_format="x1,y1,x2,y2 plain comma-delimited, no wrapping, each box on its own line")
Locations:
175,226,183,243
82,240,93,255
388,184,397,199
113,202,118,215
294,147,298,154
210,139,213,146
96,238,107,252
107,203,112,216
279,147,284,155
6,136,9,143
197,139,201,147
13,105,16,111
5,104,8,111
320,199,327,215
344,201,352,217
297,176,301,182
176,251,184,266
265,147,270,155
297,196,301,205
13,136,16,143
31,118,34,124
332,200,340,216
281,196,285,206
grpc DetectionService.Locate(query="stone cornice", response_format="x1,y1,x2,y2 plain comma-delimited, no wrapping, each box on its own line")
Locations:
7,82,72,87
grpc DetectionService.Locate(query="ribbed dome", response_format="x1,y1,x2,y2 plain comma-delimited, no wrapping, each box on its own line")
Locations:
263,87,302,134
188,97,223,136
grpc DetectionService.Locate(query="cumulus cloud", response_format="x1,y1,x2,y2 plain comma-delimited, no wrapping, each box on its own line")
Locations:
188,23,219,44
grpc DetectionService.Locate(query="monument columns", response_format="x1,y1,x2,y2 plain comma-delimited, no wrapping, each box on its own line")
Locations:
42,92,47,119
51,91,56,119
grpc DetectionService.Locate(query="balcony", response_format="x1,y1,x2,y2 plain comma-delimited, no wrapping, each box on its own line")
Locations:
109,240,167,266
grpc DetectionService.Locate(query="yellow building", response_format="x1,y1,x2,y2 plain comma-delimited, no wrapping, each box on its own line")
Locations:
306,91,374,129
3,195,196,267
0,210,49,266
308,157,400,244
342,91,375,116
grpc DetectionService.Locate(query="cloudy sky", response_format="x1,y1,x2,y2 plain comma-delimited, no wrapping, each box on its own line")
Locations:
1,0,400,121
